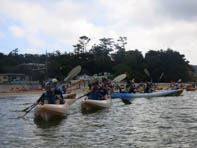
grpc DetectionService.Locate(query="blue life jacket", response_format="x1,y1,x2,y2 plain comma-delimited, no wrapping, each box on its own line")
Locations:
88,90,106,100
44,91,56,104
54,86,64,104
55,86,64,94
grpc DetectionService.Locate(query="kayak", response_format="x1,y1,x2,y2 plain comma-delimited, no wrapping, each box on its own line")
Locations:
34,97,77,121
34,103,70,121
63,93,76,99
64,97,77,105
152,87,163,91
186,87,197,91
80,98,112,112
111,89,183,99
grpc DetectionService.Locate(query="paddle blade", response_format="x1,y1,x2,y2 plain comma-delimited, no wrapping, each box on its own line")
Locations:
64,65,82,82
121,99,132,105
159,72,164,80
113,74,127,83
22,105,32,112
144,68,150,77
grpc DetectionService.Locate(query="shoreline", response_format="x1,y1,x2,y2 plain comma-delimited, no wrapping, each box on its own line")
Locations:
0,90,44,97
0,83,190,97
0,87,89,97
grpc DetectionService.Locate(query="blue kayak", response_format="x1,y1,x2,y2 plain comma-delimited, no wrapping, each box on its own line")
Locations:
111,89,183,99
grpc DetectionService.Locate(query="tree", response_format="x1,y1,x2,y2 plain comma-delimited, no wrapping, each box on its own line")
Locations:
112,37,127,64
73,36,91,54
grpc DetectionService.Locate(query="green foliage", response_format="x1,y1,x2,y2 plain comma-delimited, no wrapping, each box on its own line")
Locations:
0,37,194,82
112,64,131,75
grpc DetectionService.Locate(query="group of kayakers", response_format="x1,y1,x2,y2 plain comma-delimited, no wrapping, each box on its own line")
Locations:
87,78,112,101
38,76,157,105
117,79,154,94
35,75,193,106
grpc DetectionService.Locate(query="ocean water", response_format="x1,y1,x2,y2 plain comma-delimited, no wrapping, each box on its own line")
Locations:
0,90,197,148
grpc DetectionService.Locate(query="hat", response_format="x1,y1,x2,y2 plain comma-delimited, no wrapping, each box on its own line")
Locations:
52,78,58,83
45,81,52,87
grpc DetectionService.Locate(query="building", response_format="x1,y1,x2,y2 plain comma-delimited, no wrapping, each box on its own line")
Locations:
0,73,27,83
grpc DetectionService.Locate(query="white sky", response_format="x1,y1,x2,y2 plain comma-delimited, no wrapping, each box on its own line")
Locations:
0,0,197,65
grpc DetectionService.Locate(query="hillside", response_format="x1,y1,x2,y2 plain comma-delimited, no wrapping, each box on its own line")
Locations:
192,65,197,74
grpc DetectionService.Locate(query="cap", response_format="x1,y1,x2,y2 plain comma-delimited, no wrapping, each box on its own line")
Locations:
52,78,58,83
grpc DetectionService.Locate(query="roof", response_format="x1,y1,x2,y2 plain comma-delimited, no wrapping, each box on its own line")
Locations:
0,73,26,76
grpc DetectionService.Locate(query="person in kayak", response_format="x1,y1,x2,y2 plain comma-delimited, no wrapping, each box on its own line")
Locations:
126,79,136,93
36,82,60,104
144,82,153,93
51,78,64,104
61,85,71,94
88,81,109,100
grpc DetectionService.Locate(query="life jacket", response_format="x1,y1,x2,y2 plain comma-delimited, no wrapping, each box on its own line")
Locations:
43,91,56,104
54,86,64,104
128,84,135,93
144,84,152,93
88,89,106,100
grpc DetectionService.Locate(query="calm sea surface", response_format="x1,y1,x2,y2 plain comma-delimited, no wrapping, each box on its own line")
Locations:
1,91,197,148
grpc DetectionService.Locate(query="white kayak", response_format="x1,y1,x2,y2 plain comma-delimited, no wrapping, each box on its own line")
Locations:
63,93,77,105
63,93,76,99
34,103,69,121
34,97,77,121
80,97,112,112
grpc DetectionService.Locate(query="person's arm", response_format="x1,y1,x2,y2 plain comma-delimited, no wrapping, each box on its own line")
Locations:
55,88,64,103
104,94,109,100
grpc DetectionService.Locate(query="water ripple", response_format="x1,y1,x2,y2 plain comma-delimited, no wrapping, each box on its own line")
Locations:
1,91,197,147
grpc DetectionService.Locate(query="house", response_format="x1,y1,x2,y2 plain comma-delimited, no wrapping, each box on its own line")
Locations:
0,73,28,83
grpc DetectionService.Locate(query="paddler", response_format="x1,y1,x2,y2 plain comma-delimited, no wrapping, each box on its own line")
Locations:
144,82,153,93
87,81,109,100
61,85,71,94
51,78,64,104
126,79,136,93
36,81,60,104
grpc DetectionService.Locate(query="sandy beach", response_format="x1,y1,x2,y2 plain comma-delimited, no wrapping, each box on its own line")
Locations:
0,82,189,97
0,87,89,97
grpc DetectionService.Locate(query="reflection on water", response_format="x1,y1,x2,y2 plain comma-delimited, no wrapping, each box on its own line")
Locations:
1,91,197,147
81,107,109,114
34,116,66,129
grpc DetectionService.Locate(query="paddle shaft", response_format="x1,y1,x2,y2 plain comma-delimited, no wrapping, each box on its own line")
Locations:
22,94,44,112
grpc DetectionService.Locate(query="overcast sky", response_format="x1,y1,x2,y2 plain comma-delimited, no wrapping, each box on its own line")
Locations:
0,0,197,65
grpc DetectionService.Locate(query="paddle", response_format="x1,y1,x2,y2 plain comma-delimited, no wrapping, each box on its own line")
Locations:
108,74,135,105
19,103,37,118
159,72,164,81
113,74,127,83
144,68,150,77
111,74,132,105
64,65,81,82
21,65,82,116
22,94,43,112
66,79,84,91
144,68,152,82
